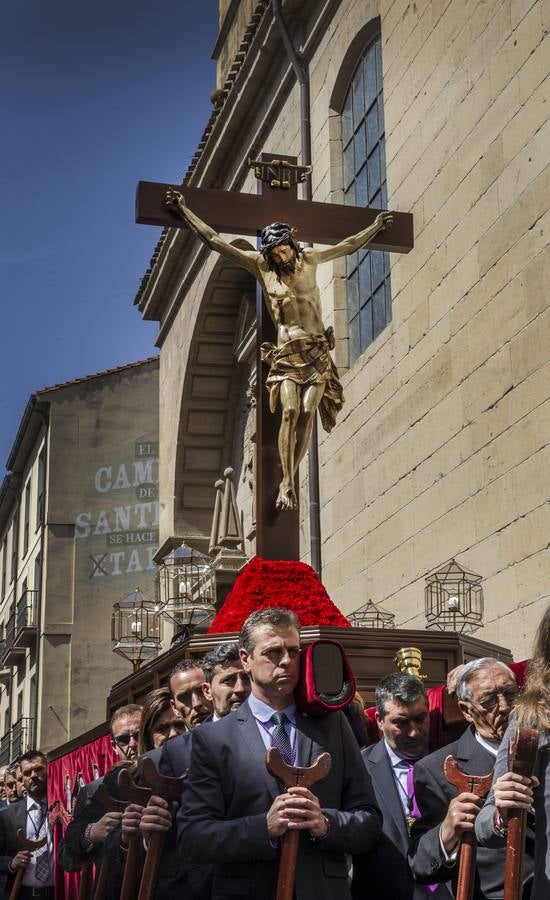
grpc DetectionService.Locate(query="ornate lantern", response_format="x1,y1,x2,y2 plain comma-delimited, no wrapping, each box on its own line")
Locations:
111,588,162,671
347,598,396,629
425,558,484,633
155,543,216,644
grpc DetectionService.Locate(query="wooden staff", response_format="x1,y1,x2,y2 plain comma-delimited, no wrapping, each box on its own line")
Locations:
77,858,93,900
136,756,186,900
117,766,152,900
265,747,332,900
503,726,538,900
443,756,493,900
93,783,128,900
8,830,47,900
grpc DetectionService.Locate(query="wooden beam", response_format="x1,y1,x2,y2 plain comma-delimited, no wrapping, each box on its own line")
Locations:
136,180,414,253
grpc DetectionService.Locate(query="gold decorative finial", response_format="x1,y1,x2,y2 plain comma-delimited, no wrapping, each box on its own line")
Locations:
394,647,427,681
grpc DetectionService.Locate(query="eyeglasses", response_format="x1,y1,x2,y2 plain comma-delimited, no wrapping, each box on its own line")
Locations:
472,686,519,712
112,729,140,747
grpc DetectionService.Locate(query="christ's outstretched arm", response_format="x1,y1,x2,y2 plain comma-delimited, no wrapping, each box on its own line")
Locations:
165,189,259,276
309,210,394,264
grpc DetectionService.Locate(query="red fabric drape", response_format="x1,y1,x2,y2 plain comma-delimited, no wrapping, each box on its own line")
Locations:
48,732,117,900
509,659,529,686
427,684,446,748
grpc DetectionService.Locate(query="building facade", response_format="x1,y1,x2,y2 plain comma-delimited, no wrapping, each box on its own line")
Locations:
0,357,159,757
135,0,550,659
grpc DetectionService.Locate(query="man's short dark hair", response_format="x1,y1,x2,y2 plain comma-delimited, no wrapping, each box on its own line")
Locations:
239,608,300,655
375,673,428,719
5,762,18,777
110,703,142,730
19,750,47,768
202,642,241,684
169,658,204,679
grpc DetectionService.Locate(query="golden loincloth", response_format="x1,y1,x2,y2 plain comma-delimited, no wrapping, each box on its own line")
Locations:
260,333,345,433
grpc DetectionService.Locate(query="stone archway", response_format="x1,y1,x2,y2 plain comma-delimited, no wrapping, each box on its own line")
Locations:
173,245,256,549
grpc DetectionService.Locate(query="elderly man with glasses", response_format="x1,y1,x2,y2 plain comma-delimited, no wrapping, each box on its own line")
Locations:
410,657,534,900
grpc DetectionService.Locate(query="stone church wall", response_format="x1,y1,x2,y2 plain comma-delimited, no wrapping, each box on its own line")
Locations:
300,0,549,658
158,0,549,659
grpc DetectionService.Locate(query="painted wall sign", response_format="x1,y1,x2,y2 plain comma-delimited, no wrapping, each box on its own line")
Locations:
76,438,160,578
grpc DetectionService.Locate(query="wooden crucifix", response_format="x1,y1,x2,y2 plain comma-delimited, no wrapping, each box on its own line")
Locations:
136,153,413,561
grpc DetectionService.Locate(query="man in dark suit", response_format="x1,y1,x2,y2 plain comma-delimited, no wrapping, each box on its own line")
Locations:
410,657,534,899
168,608,381,900
351,673,451,900
0,749,53,899
116,641,251,899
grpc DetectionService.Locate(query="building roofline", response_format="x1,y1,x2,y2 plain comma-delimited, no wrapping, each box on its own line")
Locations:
5,396,50,475
4,356,159,477
36,355,159,397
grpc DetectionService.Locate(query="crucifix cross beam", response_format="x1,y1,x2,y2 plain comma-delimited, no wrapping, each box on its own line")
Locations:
136,153,413,563
136,179,413,252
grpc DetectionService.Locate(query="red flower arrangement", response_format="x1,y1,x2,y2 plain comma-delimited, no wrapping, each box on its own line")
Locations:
208,556,351,633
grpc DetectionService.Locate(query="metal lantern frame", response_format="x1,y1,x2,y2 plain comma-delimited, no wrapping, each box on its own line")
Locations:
425,558,484,633
155,543,217,641
347,598,396,629
111,588,162,671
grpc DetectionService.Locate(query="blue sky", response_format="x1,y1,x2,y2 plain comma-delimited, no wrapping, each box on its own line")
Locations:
0,0,219,469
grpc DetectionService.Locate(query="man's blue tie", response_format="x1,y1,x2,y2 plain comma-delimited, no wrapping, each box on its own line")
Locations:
270,712,292,763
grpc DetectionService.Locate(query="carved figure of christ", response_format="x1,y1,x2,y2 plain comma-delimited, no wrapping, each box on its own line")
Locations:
165,188,393,511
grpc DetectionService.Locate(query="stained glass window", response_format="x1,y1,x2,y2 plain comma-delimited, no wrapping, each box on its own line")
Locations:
342,33,391,363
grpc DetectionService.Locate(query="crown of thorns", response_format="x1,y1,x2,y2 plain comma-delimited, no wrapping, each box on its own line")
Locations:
259,222,299,256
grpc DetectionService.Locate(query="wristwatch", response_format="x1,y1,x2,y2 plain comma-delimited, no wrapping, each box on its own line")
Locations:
310,814,330,843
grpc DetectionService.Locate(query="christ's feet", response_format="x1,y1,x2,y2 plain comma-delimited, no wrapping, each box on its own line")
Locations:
276,481,297,511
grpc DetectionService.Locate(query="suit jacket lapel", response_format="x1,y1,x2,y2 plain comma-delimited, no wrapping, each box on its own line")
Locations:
456,726,497,775
236,701,281,800
456,725,478,762
368,741,408,846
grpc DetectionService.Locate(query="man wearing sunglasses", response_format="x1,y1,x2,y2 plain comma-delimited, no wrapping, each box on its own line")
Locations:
58,704,143,881
110,704,142,760
410,658,534,899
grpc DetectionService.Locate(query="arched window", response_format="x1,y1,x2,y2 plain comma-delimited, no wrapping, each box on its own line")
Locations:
341,30,391,363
